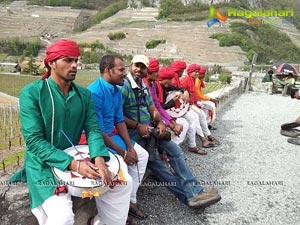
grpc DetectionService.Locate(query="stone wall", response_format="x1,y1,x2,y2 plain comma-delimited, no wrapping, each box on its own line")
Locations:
0,174,97,225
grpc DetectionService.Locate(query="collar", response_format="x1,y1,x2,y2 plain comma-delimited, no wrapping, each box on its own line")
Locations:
127,72,147,89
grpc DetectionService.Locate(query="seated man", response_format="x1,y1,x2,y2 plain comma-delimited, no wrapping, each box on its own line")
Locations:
192,66,218,128
143,58,188,146
88,54,149,222
121,54,221,210
275,73,295,96
262,69,274,95
9,39,132,225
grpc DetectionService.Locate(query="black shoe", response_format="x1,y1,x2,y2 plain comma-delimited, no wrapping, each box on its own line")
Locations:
208,125,217,130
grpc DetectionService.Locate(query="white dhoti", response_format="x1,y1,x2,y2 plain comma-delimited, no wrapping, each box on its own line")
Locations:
196,101,216,125
171,117,189,145
127,143,149,204
191,105,212,137
32,156,132,225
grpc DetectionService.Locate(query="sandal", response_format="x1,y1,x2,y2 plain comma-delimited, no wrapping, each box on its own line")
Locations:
188,147,207,155
208,137,221,145
126,216,138,225
129,205,148,220
87,216,94,225
202,142,217,148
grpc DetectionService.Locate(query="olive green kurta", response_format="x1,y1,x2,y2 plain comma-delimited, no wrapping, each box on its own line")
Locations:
10,77,109,209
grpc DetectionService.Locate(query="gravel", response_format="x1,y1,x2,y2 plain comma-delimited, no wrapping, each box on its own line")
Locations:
137,91,300,225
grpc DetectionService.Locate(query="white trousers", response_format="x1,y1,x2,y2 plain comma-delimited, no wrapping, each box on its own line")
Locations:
127,142,149,204
181,110,202,148
171,117,189,145
191,105,212,137
32,157,132,225
197,101,216,125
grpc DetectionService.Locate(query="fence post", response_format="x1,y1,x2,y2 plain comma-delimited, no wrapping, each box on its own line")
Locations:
16,155,19,167
9,139,11,150
2,159,6,173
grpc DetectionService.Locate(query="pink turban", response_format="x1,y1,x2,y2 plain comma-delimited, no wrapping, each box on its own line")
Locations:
148,58,160,73
170,60,187,73
158,67,176,81
187,64,201,75
42,39,80,79
199,67,206,74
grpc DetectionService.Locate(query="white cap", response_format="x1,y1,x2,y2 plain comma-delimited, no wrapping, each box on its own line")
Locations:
131,55,149,68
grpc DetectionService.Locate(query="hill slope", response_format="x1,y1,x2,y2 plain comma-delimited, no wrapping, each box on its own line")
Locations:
67,7,247,67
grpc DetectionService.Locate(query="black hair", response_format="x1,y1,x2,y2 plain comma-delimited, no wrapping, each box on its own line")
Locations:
99,54,123,74
290,88,299,99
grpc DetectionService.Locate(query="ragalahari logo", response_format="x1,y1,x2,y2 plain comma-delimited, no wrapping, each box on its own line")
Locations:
207,6,227,27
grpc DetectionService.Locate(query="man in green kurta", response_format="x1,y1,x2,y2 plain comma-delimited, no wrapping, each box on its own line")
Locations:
10,39,132,225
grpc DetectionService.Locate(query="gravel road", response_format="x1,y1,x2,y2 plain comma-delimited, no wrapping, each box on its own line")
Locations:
137,91,300,225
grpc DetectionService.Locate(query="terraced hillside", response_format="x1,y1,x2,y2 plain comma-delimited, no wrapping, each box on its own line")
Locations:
68,7,247,67
0,1,92,41
2,1,300,68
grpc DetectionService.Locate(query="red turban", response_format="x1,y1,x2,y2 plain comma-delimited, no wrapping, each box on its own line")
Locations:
187,64,201,75
170,60,187,73
158,67,176,81
199,67,206,74
148,58,160,73
42,39,80,79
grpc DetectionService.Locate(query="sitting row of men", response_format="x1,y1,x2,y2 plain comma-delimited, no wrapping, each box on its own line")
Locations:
10,39,222,225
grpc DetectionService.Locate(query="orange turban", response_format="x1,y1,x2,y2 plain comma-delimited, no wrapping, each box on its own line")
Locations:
158,67,176,80
42,39,80,79
148,58,160,73
187,64,201,75
170,60,187,73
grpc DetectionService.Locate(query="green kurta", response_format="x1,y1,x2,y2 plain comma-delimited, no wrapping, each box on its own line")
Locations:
10,77,109,209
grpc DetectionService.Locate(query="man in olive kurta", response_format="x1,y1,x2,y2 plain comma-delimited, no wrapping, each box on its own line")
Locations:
10,39,132,225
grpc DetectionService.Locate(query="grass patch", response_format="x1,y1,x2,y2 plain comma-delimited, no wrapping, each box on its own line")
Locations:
203,83,225,94
0,70,99,97
0,150,24,171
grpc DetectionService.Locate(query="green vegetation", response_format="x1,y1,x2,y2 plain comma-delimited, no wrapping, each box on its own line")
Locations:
145,39,166,49
218,73,232,84
0,37,41,57
108,32,126,41
158,0,210,21
28,0,122,10
0,151,24,171
210,22,300,64
0,71,99,97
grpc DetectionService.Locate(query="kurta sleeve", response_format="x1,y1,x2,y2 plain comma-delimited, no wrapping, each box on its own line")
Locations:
20,85,73,171
195,78,210,101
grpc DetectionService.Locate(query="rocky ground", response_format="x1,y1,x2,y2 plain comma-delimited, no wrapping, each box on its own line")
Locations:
136,91,300,225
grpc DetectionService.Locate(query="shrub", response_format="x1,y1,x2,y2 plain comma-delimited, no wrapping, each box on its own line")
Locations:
145,39,166,49
108,32,126,40
218,73,232,84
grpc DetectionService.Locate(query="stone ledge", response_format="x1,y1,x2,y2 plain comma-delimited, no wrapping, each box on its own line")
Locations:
0,174,96,225
206,78,244,112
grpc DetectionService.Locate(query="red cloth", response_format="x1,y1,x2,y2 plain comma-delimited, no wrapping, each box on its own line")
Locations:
155,80,164,104
148,58,160,73
158,67,176,81
199,66,206,75
171,61,187,87
187,64,201,75
78,133,87,145
170,60,187,73
42,39,80,79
